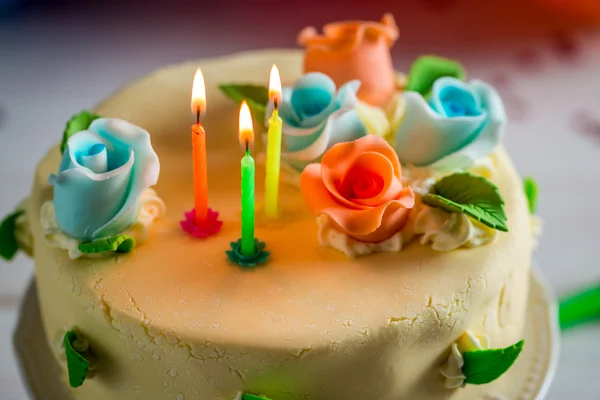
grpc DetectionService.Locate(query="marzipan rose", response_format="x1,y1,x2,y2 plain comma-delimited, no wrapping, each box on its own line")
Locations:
298,13,399,107
395,77,505,171
49,118,159,241
300,135,415,242
266,72,366,171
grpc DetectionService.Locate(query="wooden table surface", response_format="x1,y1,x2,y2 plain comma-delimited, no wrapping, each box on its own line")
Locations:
1,1,599,399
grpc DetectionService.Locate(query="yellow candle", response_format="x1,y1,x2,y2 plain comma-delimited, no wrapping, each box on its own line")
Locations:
264,65,283,219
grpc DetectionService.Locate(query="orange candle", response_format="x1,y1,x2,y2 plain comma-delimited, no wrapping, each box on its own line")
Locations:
191,68,208,224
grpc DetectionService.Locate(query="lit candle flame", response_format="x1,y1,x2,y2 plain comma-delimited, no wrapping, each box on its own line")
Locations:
191,68,206,115
269,64,282,107
239,100,254,149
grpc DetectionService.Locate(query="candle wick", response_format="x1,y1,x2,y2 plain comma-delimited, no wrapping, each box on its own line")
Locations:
245,141,249,154
273,97,279,110
196,107,201,126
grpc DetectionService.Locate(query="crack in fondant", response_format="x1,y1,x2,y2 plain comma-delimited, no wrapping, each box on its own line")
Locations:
289,347,313,360
226,365,247,386
123,286,155,347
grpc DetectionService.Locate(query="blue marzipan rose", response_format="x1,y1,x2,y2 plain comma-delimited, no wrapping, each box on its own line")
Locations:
395,77,506,170
266,72,367,170
49,118,160,241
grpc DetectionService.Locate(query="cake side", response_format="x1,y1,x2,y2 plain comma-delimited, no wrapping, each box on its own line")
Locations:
28,50,532,400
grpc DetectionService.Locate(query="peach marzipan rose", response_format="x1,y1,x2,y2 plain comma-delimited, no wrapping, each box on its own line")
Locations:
300,135,415,243
298,13,399,107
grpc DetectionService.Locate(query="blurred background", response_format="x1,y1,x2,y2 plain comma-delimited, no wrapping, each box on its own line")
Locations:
1,0,600,399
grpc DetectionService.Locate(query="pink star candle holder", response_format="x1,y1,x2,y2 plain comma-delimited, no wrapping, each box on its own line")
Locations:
180,208,223,238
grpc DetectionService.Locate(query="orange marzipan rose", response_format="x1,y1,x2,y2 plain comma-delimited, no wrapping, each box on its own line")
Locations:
300,135,415,243
298,13,399,107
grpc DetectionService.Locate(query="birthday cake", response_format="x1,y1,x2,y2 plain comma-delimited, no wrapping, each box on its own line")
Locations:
1,13,542,400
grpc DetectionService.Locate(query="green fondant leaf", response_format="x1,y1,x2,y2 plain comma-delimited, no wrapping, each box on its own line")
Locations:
462,340,525,385
243,395,273,400
523,176,538,214
61,110,102,154
78,234,136,254
219,84,268,125
0,210,24,261
422,172,508,232
63,330,90,388
406,55,466,97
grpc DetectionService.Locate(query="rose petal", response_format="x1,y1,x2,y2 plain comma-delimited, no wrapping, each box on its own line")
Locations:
280,108,367,172
301,163,414,242
300,163,345,215
428,80,506,172
52,150,133,241
291,73,337,129
321,135,401,209
341,152,402,207
300,135,416,243
89,118,160,239
299,14,399,106
429,77,483,118
395,91,487,166
322,193,414,242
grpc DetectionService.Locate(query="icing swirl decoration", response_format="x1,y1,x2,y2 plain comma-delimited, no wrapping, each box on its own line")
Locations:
265,72,367,171
49,118,160,241
317,214,409,258
396,77,506,172
441,331,491,389
301,135,415,243
298,13,399,106
441,331,525,388
412,205,497,252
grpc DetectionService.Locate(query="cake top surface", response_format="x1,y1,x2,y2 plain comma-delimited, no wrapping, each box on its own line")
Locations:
28,50,532,349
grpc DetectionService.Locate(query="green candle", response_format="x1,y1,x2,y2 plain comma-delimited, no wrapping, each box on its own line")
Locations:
239,101,256,256
241,149,255,255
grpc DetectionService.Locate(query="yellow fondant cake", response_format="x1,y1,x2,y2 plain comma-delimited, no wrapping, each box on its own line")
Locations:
22,49,534,400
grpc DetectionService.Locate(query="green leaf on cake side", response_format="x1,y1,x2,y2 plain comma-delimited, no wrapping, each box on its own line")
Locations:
219,84,268,125
78,234,136,255
462,339,525,385
422,172,508,232
63,330,90,388
61,110,102,154
243,394,274,400
523,176,538,214
0,210,24,261
406,55,466,97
